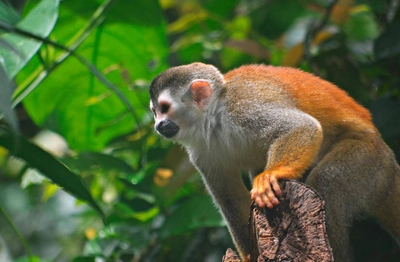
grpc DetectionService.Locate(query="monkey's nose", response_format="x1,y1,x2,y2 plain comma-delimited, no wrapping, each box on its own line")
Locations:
156,120,180,138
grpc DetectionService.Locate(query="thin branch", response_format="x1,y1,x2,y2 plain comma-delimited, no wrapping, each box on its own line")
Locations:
0,203,32,257
304,0,339,67
386,0,400,23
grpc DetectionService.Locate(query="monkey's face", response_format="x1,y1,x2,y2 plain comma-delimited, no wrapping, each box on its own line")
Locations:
150,84,211,144
149,63,220,143
150,89,195,141
150,90,180,139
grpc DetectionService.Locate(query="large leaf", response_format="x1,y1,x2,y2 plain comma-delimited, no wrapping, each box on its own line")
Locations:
0,0,59,79
0,126,105,221
62,151,135,174
0,1,21,25
22,0,168,151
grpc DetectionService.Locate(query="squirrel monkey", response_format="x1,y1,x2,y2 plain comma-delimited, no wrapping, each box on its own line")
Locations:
149,63,400,261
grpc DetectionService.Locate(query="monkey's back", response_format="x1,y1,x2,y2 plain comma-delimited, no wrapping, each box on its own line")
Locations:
224,65,376,135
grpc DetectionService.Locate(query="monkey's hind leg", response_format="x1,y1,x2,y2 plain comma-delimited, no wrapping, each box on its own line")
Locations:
305,137,388,262
372,164,400,246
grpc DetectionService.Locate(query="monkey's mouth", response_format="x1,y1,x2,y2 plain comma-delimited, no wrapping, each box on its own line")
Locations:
156,119,180,138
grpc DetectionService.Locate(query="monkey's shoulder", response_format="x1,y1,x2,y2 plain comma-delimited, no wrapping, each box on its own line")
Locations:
223,64,321,106
223,64,373,129
223,64,338,95
224,64,319,84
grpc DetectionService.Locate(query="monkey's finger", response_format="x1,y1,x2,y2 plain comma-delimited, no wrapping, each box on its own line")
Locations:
253,192,276,208
251,176,267,207
265,191,279,207
255,195,268,208
270,176,281,196
251,189,266,208
252,172,271,197
262,193,276,209
252,172,279,208
253,192,272,208
261,173,279,206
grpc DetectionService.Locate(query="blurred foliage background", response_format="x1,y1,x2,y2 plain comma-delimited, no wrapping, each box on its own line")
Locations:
0,0,399,261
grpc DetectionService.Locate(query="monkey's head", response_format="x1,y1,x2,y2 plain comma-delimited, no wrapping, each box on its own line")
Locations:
149,63,224,143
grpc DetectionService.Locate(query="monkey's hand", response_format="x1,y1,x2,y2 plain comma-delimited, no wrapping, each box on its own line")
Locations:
250,171,282,209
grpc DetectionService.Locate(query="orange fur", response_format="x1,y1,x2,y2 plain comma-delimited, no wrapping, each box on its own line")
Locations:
225,65,375,134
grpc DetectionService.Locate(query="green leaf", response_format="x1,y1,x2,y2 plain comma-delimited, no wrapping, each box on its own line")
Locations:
343,8,379,41
0,0,59,79
22,0,168,151
228,16,251,40
0,1,21,26
0,126,106,222
0,60,18,130
62,152,135,175
160,194,224,238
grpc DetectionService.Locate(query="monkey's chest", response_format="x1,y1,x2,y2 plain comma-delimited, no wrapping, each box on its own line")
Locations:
202,141,267,171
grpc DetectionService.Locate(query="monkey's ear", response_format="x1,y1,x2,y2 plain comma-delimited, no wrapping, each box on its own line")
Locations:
190,80,213,109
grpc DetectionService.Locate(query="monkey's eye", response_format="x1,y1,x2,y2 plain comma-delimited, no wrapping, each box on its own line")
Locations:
160,103,170,114
151,107,156,117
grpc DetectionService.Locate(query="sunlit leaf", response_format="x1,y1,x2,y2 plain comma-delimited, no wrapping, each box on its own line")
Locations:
42,182,59,201
228,16,251,40
343,5,379,41
0,1,21,25
0,0,59,79
167,11,207,34
133,206,159,221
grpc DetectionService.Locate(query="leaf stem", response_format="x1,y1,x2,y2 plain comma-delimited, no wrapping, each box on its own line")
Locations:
1,0,142,130
0,203,32,257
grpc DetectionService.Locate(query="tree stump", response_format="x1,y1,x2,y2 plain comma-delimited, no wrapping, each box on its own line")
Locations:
222,180,334,262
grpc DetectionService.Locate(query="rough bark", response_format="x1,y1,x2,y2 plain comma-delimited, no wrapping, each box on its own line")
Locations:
222,180,334,262
222,248,242,262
